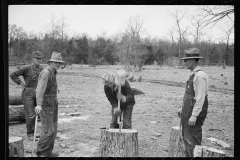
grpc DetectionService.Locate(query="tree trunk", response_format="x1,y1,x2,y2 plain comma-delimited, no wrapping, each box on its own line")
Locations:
194,145,226,157
99,128,138,157
9,105,25,122
168,126,186,157
9,95,23,105
9,137,24,157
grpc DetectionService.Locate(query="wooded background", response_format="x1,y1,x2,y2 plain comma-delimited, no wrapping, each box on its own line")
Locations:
8,6,234,70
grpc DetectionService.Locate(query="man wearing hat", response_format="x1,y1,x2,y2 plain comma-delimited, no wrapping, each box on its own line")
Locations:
177,48,209,157
10,51,44,140
101,71,135,129
35,52,64,157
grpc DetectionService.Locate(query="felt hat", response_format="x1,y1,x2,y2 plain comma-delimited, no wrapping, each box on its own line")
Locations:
32,51,43,58
48,52,64,63
181,48,203,60
101,71,115,85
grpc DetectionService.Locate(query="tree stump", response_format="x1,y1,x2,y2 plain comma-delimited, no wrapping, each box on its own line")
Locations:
194,145,226,157
9,105,25,122
99,128,138,157
9,95,23,105
168,126,186,157
9,137,24,157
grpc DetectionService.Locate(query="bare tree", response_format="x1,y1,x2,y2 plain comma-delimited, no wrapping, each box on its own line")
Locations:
190,16,206,45
59,14,69,40
171,9,189,65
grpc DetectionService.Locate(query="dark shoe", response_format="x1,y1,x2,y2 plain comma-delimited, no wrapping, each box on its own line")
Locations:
48,152,59,157
27,135,40,141
37,154,47,157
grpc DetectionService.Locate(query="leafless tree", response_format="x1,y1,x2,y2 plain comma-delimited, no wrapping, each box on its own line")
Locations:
59,14,69,40
189,16,206,45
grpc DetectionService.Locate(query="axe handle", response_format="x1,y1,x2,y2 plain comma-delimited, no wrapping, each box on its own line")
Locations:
31,114,38,157
117,84,122,132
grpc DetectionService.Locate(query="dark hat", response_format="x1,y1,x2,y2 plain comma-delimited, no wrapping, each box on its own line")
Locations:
48,52,64,63
181,48,203,60
32,51,43,58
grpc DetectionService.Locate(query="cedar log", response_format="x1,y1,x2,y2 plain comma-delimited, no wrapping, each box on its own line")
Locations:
194,145,226,157
9,136,24,157
9,95,23,105
100,128,139,157
9,105,25,122
168,126,186,157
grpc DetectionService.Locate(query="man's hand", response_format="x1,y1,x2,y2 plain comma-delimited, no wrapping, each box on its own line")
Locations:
20,82,26,90
113,108,121,116
177,108,182,118
188,115,197,126
117,92,126,103
35,105,42,115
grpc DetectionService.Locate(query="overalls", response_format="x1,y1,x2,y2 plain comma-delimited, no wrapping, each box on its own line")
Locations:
36,68,58,156
181,70,208,157
22,67,42,136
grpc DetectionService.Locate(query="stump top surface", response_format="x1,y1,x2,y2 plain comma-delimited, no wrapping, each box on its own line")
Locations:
207,147,226,154
9,137,23,143
106,129,138,133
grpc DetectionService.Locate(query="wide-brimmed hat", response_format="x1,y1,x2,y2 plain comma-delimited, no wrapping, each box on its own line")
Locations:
181,48,203,60
48,52,64,63
101,71,115,85
32,51,43,58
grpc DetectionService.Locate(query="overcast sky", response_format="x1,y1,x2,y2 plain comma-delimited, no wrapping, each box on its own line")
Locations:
9,5,234,43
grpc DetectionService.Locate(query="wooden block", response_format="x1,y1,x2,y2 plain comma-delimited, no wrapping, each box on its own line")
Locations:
194,145,226,157
9,105,25,122
168,126,186,157
9,137,24,157
99,128,138,157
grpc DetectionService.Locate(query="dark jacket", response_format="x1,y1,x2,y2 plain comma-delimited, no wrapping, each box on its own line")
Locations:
104,80,135,108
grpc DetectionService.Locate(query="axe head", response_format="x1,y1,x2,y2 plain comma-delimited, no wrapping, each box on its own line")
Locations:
131,87,145,95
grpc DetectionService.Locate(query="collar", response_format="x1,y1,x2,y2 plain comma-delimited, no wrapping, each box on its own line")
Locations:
190,66,201,75
47,65,57,75
31,63,40,70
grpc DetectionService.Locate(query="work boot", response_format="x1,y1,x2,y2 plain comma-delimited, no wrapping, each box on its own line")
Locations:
48,152,59,157
37,154,47,157
27,133,40,141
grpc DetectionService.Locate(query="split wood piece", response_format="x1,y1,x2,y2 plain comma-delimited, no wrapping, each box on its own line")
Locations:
9,137,24,157
168,126,186,157
9,95,23,105
194,145,226,157
9,105,25,122
99,128,138,157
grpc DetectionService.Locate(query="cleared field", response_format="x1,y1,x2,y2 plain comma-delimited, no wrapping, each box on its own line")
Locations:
8,65,234,157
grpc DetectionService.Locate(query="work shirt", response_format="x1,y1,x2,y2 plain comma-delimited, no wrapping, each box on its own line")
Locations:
190,66,209,117
104,80,135,109
10,64,43,88
36,66,57,106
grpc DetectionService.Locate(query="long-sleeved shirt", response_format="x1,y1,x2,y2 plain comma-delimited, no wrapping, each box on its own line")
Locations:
36,66,57,106
10,64,43,88
191,66,209,117
104,80,135,108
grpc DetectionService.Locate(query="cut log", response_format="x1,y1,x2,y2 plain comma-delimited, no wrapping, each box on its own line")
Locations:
9,136,24,157
9,105,25,122
99,128,138,157
168,126,186,157
194,145,226,157
9,95,23,105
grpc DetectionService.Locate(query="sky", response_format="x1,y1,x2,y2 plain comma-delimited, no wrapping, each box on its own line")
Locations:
9,5,234,43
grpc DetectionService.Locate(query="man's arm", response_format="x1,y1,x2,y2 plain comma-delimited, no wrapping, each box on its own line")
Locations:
10,66,27,85
192,75,207,117
36,70,49,106
104,85,118,108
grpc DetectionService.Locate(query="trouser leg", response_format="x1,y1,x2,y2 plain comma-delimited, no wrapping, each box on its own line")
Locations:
122,104,134,129
110,107,119,129
22,89,36,136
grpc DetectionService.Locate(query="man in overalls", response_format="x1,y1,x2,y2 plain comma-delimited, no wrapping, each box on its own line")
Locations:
35,52,64,157
10,51,44,139
177,48,209,157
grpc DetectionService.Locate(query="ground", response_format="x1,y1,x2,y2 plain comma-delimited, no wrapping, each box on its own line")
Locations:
8,65,234,157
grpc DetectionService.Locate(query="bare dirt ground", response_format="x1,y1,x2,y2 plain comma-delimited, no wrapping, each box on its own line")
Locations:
8,65,234,157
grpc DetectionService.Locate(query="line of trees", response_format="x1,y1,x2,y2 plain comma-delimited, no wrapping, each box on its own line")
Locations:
8,6,234,70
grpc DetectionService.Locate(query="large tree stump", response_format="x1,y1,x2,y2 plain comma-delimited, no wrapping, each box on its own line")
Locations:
9,137,24,157
100,128,138,157
9,95,23,105
9,105,25,122
168,126,186,157
194,145,226,157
